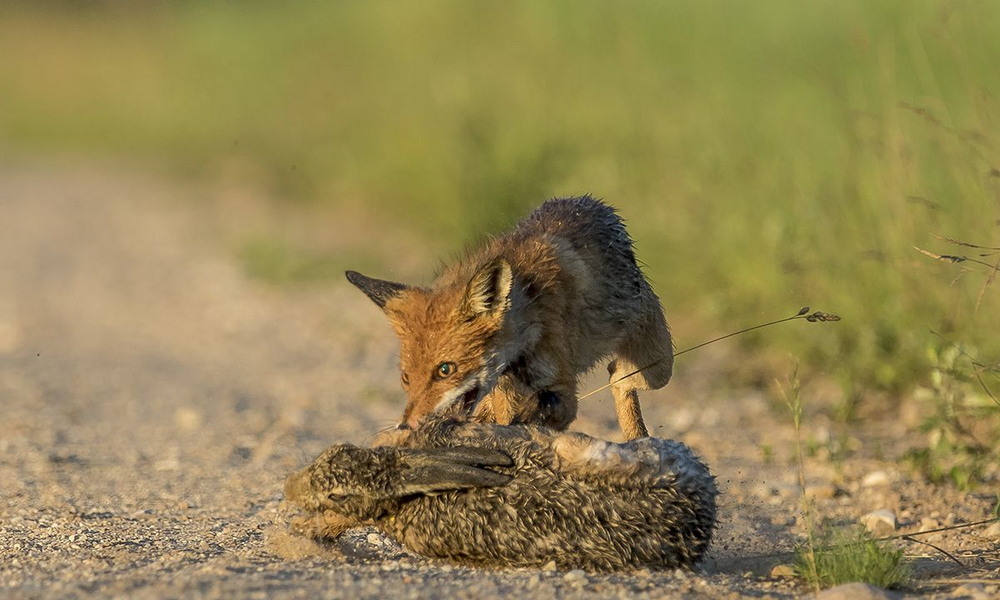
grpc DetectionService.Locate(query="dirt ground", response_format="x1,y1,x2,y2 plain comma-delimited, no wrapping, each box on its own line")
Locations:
1,165,997,599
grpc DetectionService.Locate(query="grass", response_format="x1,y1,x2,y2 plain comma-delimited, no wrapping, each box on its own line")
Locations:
781,367,820,592
793,526,910,590
784,371,910,591
1,0,999,411
905,338,1000,490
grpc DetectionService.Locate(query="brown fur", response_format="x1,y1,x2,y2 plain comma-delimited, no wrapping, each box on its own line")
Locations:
347,196,673,440
284,417,718,571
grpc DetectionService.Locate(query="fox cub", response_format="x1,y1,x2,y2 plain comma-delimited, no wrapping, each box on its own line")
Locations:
347,195,673,440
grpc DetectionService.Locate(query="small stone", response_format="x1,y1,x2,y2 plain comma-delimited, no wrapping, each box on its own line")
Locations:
860,509,897,536
670,407,696,431
771,514,795,526
861,470,891,487
542,560,557,571
805,484,838,500
816,582,901,600
918,517,945,542
0,318,21,353
174,407,202,431
769,564,795,578
981,521,1000,539
951,582,990,600
562,569,587,584
366,533,382,546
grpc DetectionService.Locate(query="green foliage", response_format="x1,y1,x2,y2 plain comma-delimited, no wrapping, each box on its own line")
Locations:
905,342,1000,490
794,526,910,590
2,0,999,397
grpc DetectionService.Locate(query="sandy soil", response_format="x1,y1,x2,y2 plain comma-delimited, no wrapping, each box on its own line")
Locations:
1,165,997,599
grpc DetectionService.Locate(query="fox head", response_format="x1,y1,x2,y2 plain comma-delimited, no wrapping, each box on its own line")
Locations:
347,259,530,429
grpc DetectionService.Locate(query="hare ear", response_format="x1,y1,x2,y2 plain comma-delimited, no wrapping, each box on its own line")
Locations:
461,259,513,318
397,448,513,495
346,270,409,309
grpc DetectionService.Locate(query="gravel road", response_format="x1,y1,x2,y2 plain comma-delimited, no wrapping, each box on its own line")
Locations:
1,165,996,599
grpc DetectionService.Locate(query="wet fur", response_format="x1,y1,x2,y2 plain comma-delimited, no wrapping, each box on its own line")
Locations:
347,196,674,439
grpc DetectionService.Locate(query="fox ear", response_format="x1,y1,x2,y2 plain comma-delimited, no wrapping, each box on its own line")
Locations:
346,270,409,309
462,259,513,318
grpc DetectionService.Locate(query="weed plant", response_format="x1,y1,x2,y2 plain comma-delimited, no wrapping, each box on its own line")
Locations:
784,372,910,591
906,335,1000,490
793,526,910,590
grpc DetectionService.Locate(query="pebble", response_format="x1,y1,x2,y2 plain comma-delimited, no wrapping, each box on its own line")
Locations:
670,407,696,431
0,317,22,353
562,569,588,585
981,521,1000,539
366,533,382,546
860,509,896,536
816,582,901,600
769,564,795,578
861,470,891,487
542,560,557,571
174,407,202,431
805,484,838,500
918,517,944,542
950,582,991,600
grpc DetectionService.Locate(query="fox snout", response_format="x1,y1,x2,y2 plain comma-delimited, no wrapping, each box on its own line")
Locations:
401,375,486,429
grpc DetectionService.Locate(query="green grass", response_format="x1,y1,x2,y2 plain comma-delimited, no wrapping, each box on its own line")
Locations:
2,0,999,409
905,340,1000,490
794,525,910,590
785,373,910,591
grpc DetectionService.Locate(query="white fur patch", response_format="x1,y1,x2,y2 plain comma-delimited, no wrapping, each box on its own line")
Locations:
432,377,479,414
579,439,623,463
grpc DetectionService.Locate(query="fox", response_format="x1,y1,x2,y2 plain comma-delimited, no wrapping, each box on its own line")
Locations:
346,195,673,440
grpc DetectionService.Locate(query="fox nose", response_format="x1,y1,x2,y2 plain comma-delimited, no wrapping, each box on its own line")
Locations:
396,422,412,431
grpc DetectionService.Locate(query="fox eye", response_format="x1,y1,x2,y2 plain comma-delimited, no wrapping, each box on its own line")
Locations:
401,372,410,386
434,362,456,379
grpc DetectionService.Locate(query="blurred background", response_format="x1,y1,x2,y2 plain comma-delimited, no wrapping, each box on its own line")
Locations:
2,1,998,485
